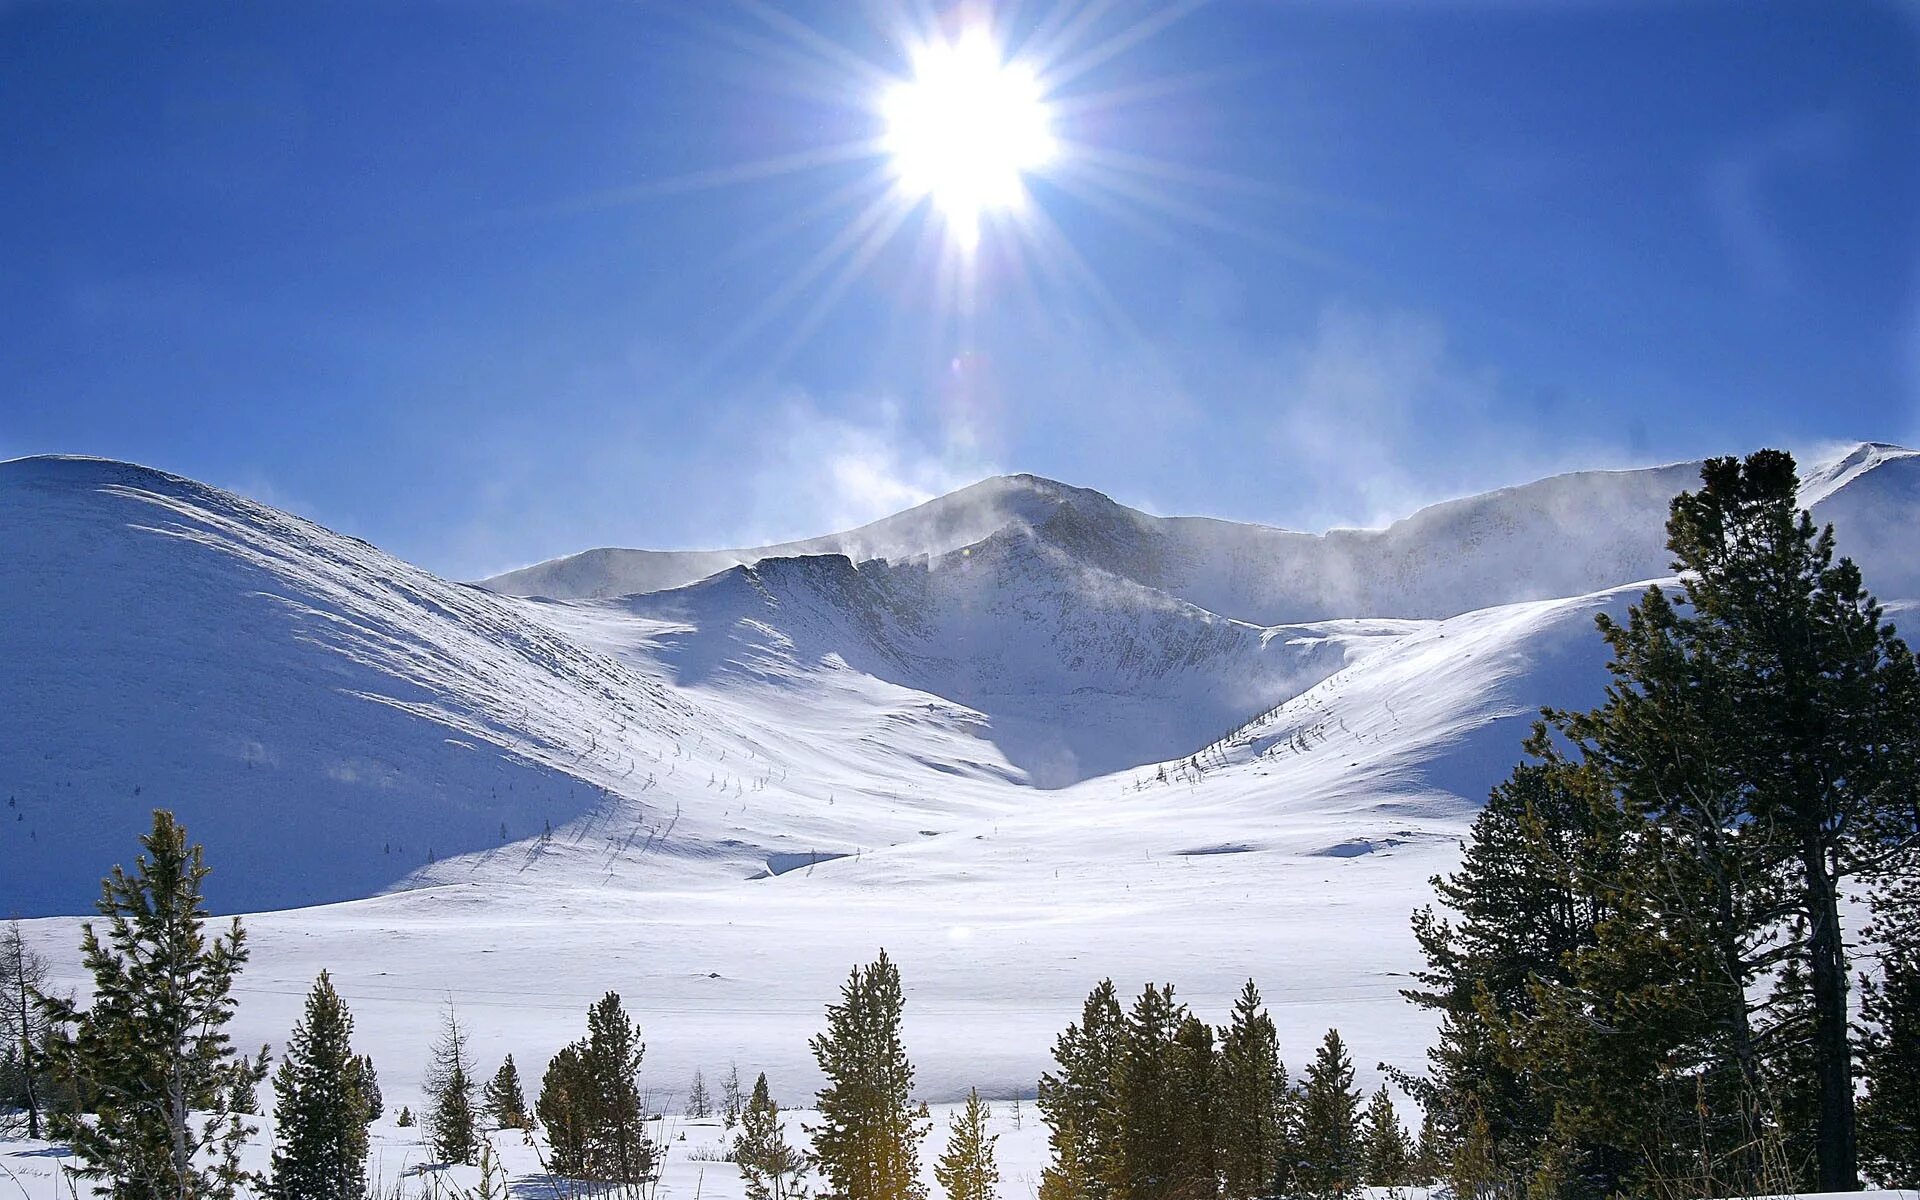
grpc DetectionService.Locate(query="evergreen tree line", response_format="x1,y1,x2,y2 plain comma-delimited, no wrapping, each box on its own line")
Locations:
1,812,974,1200
0,824,1500,1200
1403,451,1920,1197
1036,977,1418,1200
0,812,394,1200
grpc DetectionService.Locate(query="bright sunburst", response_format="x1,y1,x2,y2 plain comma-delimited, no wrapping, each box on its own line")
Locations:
882,28,1056,252
606,2,1273,373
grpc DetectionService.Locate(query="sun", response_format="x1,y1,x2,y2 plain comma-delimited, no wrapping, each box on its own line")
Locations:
882,27,1057,253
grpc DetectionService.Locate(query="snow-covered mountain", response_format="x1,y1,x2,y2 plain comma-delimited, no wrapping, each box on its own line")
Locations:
484,446,1920,621
5,443,1918,1110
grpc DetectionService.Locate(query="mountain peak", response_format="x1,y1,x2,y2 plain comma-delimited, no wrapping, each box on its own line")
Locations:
1801,440,1919,506
3,453,188,490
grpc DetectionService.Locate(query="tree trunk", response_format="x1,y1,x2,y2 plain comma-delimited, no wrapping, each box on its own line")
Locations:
1804,840,1858,1191
15,970,39,1140
1714,887,1764,1188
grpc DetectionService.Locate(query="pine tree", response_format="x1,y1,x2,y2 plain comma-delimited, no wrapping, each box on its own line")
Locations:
1038,1129,1093,1200
1396,451,1920,1196
1170,1014,1216,1200
1402,760,1611,1187
1859,933,1920,1187
1651,450,1920,1189
935,1089,999,1200
537,1042,593,1177
354,1054,383,1122
1411,1105,1445,1186
1449,1099,1503,1200
1112,983,1186,1200
735,1073,810,1200
39,810,270,1200
229,1052,264,1115
1,921,53,1139
723,1060,746,1129
581,991,652,1184
809,949,928,1200
1038,980,1124,1200
396,1106,414,1128
530,994,653,1184
425,1003,479,1165
1214,980,1285,1200
269,971,370,1200
1528,572,1794,1195
688,1068,713,1118
1294,1030,1361,1200
1526,451,1920,1194
485,1055,529,1130
1359,1087,1411,1188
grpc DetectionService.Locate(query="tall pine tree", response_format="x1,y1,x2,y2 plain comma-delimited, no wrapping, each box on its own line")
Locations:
809,949,928,1200
40,810,268,1200
1859,881,1920,1188
269,971,370,1200
1038,980,1124,1200
1530,451,1918,1192
1214,980,1286,1200
425,1003,478,1165
1170,1014,1216,1200
0,920,53,1139
1294,1030,1361,1200
537,1042,593,1177
582,991,651,1185
1112,984,1184,1200
1404,450,1920,1194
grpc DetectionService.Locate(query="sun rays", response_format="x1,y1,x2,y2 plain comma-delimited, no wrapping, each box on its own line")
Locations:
603,0,1299,375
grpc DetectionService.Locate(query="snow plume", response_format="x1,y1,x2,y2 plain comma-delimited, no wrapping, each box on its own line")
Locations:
1703,109,1854,298
741,394,997,544
1255,303,1642,532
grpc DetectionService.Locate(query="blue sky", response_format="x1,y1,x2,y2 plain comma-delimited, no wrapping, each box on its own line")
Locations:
5,1,1917,579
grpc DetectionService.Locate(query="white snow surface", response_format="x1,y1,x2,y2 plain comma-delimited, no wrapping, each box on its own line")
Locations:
5,444,1920,1191
4,1106,1912,1200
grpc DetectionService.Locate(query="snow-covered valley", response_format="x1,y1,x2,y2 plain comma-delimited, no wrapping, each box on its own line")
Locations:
5,443,1920,1153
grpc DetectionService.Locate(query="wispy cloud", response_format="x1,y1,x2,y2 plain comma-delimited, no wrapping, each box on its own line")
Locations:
1267,305,1506,527
734,394,998,542
1201,302,1652,533
1703,110,1853,298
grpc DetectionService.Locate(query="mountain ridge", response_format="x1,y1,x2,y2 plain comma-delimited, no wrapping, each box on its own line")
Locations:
484,445,1920,624
4,442,1919,917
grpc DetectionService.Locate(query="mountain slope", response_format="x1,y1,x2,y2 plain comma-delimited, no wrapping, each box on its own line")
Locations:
0,457,699,912
617,535,1411,786
7,443,1919,915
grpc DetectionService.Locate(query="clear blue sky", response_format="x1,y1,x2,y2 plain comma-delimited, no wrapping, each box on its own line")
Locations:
5,1,1917,578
